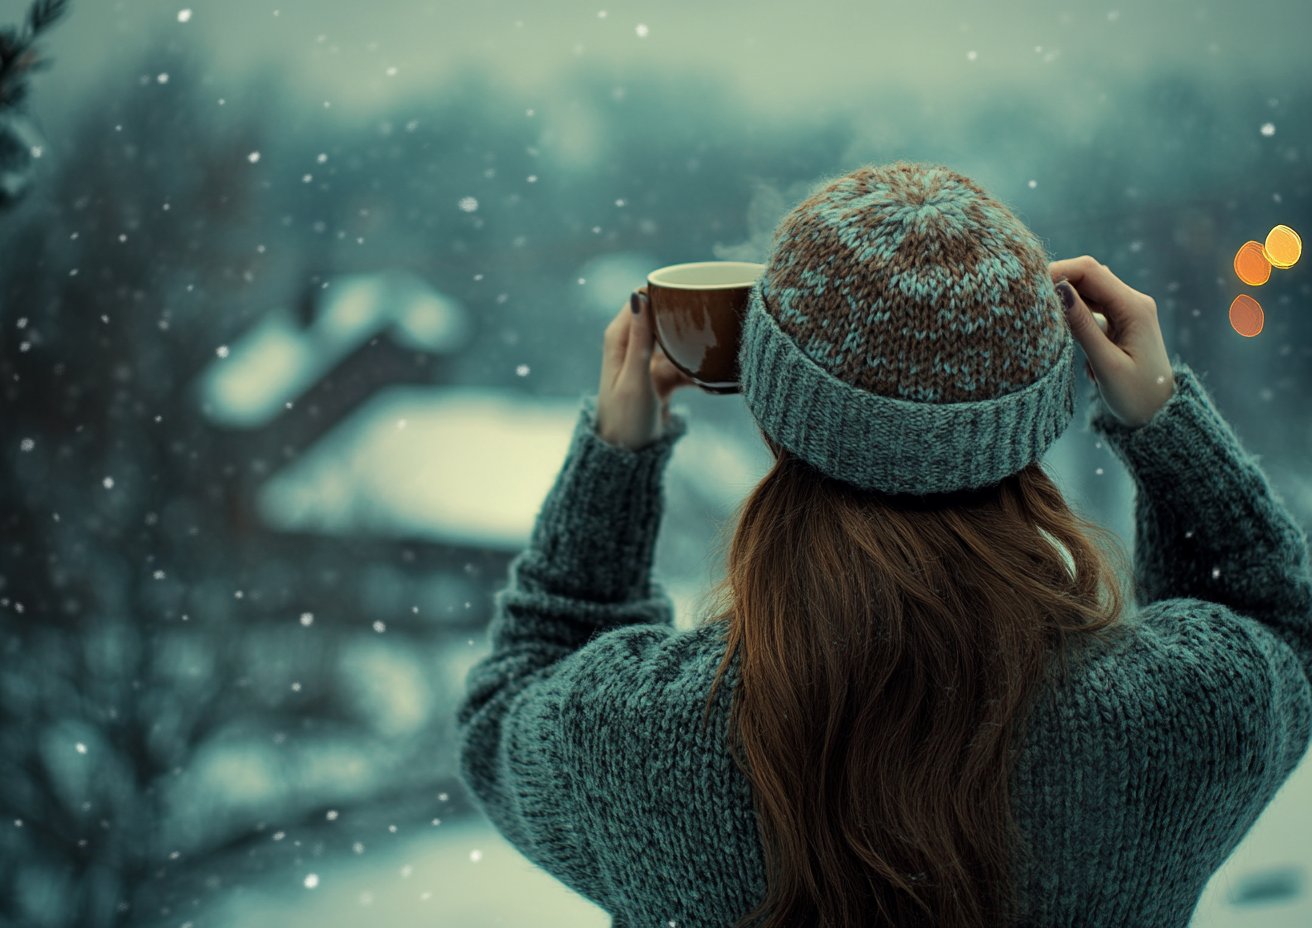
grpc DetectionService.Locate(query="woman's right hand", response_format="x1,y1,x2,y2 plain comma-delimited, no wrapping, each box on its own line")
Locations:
1049,256,1176,428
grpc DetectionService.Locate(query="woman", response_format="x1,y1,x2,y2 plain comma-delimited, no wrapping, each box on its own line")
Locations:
456,163,1312,927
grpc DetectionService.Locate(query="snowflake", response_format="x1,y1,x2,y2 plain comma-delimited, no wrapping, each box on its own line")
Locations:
304,874,319,889
20,439,33,452
636,23,649,37
516,364,530,377
158,73,169,84
178,10,192,23
153,570,165,580
76,743,87,754
300,612,314,626
248,152,261,163
458,197,479,212
317,153,328,163
103,477,114,489
1261,122,1276,136
216,345,229,358
373,621,386,633
326,810,338,820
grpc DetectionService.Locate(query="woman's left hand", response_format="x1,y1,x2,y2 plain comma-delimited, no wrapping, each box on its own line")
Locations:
595,287,697,450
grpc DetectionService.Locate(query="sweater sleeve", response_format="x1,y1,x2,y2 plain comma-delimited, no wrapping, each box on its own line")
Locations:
1090,361,1312,690
454,395,689,904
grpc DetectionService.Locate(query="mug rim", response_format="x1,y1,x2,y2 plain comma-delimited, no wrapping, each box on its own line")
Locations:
647,261,765,290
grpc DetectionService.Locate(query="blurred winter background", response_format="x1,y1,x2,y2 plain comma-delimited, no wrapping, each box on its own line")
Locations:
0,1,1309,926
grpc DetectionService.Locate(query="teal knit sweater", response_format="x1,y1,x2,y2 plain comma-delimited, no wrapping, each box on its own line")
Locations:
455,364,1312,927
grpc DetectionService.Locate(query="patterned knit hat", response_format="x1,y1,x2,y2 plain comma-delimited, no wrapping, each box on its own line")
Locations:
738,161,1077,496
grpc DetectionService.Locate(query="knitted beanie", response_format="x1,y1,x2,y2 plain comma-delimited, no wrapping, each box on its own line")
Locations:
737,161,1076,496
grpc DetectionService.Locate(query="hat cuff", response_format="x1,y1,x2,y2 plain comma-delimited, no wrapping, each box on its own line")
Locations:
738,284,1077,495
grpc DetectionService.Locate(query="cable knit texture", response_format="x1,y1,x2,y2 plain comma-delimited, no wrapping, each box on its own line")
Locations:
456,372,1312,928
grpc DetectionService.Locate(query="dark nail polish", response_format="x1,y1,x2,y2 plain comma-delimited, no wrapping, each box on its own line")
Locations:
1056,281,1075,312
630,292,641,314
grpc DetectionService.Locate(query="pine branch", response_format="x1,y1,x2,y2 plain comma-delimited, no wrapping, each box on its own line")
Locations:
28,0,72,35
0,0,72,110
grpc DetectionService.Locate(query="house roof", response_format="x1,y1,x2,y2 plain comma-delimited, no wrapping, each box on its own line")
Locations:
198,271,471,429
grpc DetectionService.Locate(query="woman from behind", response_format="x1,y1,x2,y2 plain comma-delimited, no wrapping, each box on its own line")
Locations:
694,163,1311,927
458,162,1312,928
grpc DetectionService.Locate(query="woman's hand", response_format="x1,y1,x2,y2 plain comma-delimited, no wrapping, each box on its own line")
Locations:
1049,256,1175,428
595,287,697,450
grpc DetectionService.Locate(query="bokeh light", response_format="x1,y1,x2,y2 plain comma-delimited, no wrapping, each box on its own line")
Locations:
1263,224,1301,269
1229,294,1264,337
1234,241,1271,286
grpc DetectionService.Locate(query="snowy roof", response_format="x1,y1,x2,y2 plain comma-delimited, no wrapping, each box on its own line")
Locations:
256,387,580,550
197,271,471,429
256,385,771,552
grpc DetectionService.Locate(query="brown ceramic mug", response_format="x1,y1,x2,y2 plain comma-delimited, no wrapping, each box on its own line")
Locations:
645,261,766,395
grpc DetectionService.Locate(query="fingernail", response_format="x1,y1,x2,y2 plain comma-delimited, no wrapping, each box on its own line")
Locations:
1056,281,1075,313
630,292,641,314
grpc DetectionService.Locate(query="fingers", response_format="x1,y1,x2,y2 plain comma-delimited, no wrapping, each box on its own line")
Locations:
601,302,632,388
1055,276,1125,375
622,290,656,383
1048,256,1155,337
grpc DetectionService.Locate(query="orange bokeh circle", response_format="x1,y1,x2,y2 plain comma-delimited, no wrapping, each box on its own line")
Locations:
1229,294,1264,337
1264,225,1302,269
1234,241,1271,286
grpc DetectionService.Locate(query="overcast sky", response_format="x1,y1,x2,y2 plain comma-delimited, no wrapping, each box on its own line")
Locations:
8,0,1312,132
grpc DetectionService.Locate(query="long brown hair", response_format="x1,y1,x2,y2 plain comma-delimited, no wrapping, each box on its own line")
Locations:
699,438,1129,928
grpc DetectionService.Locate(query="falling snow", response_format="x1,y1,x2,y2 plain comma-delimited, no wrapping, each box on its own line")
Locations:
178,9,192,22
458,197,479,212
